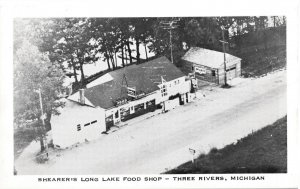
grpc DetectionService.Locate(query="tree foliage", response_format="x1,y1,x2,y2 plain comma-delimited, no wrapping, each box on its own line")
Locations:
14,16,286,118
14,40,65,128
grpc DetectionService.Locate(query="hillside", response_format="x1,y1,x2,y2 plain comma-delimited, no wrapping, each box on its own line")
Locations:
166,116,287,174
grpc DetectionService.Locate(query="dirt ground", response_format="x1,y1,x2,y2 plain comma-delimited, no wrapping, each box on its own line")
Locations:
15,69,286,175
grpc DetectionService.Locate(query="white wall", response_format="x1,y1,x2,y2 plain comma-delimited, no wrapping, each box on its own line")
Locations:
51,100,106,148
157,76,191,104
218,60,242,84
165,98,180,111
68,91,95,107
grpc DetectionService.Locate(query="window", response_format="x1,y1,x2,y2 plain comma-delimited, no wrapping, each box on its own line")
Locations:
91,120,97,124
115,110,119,119
77,124,81,131
161,84,168,97
212,70,216,77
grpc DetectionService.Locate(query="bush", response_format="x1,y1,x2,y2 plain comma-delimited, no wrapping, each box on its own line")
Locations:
209,147,218,154
35,152,49,164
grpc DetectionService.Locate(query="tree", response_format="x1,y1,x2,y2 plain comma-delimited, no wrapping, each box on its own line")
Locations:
14,40,65,151
229,17,254,50
183,17,220,49
253,16,268,30
148,18,175,58
149,17,222,64
117,19,134,65
23,18,99,88
89,18,123,70
53,18,99,87
215,17,235,41
129,18,155,64
271,16,278,27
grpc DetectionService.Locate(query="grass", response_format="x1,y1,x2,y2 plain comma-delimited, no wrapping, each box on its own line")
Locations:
239,45,286,78
14,126,38,160
165,116,287,174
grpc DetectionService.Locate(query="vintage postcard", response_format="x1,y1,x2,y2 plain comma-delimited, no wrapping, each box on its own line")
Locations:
0,0,299,188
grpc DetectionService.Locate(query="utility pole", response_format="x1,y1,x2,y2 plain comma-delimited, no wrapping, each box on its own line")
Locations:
160,19,179,64
35,88,47,153
38,89,45,126
219,26,229,87
169,30,173,63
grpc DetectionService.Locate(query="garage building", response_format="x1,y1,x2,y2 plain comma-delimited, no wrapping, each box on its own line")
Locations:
181,47,242,85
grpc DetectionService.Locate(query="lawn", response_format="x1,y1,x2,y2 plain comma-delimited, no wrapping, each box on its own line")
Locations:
239,45,286,78
14,126,38,160
166,116,287,174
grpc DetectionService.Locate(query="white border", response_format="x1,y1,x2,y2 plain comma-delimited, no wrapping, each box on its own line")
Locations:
0,0,299,188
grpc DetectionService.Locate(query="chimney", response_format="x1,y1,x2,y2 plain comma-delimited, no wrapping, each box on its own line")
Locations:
79,89,85,104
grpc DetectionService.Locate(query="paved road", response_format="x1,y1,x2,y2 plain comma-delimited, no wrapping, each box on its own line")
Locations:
16,71,286,174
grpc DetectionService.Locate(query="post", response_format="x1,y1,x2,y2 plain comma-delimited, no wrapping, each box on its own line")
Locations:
189,148,196,164
37,89,47,153
159,19,179,64
38,89,44,126
221,28,228,86
170,30,173,64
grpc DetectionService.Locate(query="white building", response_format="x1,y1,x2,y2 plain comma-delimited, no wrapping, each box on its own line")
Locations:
51,56,192,148
181,47,242,85
51,99,106,148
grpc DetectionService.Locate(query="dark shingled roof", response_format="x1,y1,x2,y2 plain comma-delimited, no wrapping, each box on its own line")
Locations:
84,56,185,109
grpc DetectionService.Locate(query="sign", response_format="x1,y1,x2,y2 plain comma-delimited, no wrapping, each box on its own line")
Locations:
191,79,198,89
188,73,195,79
189,148,196,155
127,86,145,99
115,98,127,106
127,87,136,98
195,66,207,74
120,107,130,120
189,148,196,164
135,92,145,99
